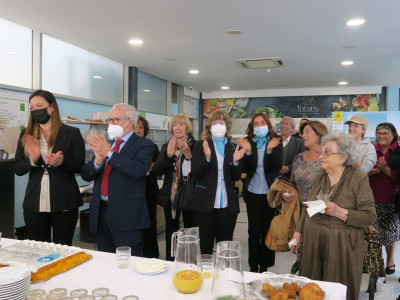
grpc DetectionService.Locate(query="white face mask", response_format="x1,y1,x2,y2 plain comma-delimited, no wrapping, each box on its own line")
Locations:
107,122,128,140
211,124,227,139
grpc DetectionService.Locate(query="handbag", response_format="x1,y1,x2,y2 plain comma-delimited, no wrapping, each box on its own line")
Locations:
173,176,193,211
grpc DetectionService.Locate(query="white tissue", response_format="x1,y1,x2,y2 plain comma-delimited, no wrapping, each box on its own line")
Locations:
288,238,297,248
303,200,327,217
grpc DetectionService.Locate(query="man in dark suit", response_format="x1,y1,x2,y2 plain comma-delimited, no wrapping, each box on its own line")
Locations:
81,103,153,255
279,117,306,181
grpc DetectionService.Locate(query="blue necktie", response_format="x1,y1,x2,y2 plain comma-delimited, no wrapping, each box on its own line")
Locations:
255,136,267,149
212,137,226,158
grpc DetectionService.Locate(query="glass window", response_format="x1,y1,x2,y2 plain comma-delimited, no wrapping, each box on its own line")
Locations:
0,18,32,88
42,35,123,103
137,70,167,113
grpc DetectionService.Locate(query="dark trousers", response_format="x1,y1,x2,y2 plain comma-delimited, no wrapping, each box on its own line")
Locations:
245,191,276,272
97,202,144,256
164,207,195,261
143,196,159,258
23,208,79,246
192,208,237,255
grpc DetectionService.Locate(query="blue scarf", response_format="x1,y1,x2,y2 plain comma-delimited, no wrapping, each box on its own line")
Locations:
255,136,267,149
212,137,226,158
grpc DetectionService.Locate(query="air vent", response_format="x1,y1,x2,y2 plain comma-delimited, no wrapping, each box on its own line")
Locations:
236,57,287,69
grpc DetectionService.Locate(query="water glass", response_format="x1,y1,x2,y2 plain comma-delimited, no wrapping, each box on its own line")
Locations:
49,288,68,299
122,296,139,300
27,289,46,300
92,287,109,298
70,288,88,299
79,296,95,300
101,296,118,300
201,254,214,279
211,241,246,300
116,246,131,268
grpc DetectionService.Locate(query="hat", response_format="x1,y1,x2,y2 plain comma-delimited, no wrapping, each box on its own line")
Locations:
344,115,368,129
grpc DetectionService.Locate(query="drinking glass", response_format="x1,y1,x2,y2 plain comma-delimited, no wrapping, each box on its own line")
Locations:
70,288,88,299
79,296,95,300
211,241,246,300
27,289,46,300
201,254,214,279
122,296,139,300
49,288,68,299
116,246,131,268
92,288,109,298
101,296,118,300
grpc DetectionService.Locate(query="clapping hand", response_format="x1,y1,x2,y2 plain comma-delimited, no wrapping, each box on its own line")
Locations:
237,137,251,154
47,151,63,166
24,134,41,162
267,137,281,151
167,136,177,158
87,134,110,165
233,145,247,163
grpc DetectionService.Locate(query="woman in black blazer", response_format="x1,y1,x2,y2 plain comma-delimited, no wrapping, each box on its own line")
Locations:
152,114,196,261
238,113,283,272
190,111,246,254
14,90,85,246
134,116,160,258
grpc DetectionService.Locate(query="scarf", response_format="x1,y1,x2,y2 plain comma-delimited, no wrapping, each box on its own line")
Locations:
212,137,226,158
255,136,268,149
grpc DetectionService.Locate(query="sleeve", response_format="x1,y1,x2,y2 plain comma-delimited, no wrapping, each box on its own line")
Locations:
58,127,86,174
265,140,283,171
191,140,213,179
14,129,33,176
357,143,377,174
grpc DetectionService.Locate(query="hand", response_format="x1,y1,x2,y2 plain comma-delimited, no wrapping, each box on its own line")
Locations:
149,162,155,172
368,225,378,234
87,134,110,165
290,232,301,254
377,157,386,170
47,151,63,166
203,140,211,161
233,145,247,163
176,139,191,159
24,134,41,162
267,137,281,151
237,137,251,154
325,202,346,221
167,136,177,158
279,166,290,174
282,190,294,202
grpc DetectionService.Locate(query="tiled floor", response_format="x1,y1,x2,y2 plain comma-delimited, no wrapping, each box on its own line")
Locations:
74,198,400,299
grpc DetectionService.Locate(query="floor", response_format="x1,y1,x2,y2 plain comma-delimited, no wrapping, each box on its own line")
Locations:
74,198,400,299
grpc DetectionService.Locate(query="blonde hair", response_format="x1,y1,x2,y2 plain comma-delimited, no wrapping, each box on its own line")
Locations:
169,114,192,134
204,110,232,141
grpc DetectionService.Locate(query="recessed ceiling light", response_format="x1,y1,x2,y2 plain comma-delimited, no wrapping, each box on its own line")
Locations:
189,69,199,74
221,86,230,90
227,30,243,35
7,51,18,55
143,89,150,92
128,39,143,46
341,60,354,66
92,75,102,79
346,18,365,26
338,81,348,85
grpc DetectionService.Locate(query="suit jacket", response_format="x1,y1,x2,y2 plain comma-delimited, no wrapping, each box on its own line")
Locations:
242,137,283,198
152,134,196,208
80,132,153,233
281,136,306,181
189,139,242,215
14,124,85,212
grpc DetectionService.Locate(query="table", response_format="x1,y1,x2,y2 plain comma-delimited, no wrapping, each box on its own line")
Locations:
1,238,346,299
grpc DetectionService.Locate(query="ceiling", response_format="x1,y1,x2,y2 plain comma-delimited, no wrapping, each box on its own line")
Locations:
1,0,400,94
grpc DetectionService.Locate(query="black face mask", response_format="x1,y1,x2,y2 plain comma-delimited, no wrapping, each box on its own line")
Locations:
31,108,51,124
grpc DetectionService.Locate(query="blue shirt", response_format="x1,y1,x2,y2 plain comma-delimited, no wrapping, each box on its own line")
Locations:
247,139,269,195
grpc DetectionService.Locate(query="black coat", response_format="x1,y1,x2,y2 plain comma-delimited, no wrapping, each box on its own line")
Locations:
152,134,196,208
241,137,283,198
145,143,160,199
14,124,85,212
389,145,400,171
189,139,242,216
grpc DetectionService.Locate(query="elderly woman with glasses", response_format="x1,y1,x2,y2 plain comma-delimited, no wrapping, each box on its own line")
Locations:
368,122,400,275
189,110,246,254
290,131,376,300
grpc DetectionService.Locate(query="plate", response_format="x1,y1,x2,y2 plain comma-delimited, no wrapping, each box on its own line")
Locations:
134,259,169,275
245,273,326,300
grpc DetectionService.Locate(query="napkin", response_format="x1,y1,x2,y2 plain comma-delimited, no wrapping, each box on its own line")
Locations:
135,259,169,273
304,200,326,217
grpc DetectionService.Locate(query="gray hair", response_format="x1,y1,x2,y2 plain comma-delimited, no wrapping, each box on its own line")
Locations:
321,131,357,166
281,116,295,128
113,103,138,125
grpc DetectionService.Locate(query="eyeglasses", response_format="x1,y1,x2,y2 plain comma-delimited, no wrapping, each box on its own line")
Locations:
280,122,293,127
211,121,226,126
376,132,390,137
105,117,130,125
321,149,339,157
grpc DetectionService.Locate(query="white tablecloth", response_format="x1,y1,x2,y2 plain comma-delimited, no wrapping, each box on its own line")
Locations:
1,238,346,299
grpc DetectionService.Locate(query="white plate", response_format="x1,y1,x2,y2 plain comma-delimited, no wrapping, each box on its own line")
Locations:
134,259,169,275
0,266,31,285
